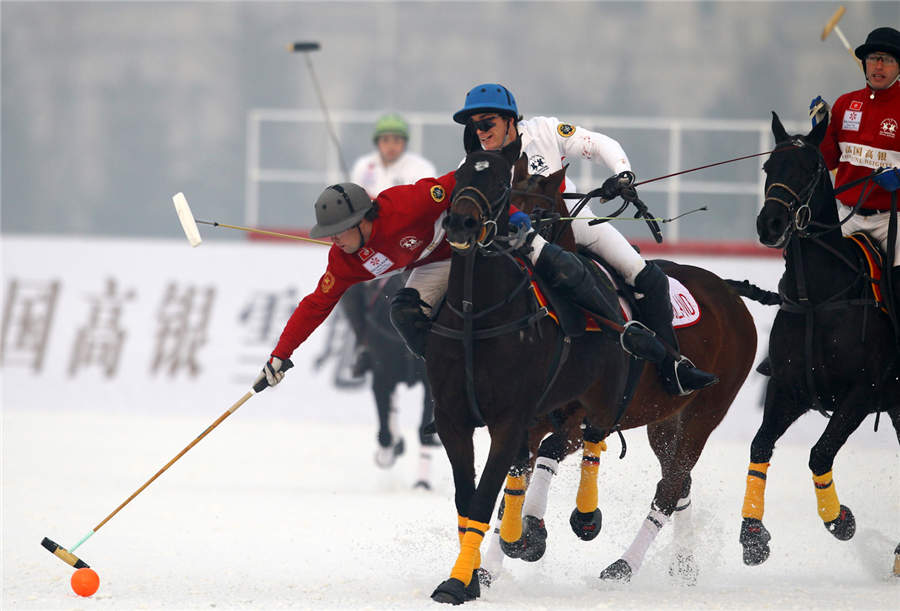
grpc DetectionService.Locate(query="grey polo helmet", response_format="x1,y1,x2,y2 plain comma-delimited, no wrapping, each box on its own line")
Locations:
309,183,373,238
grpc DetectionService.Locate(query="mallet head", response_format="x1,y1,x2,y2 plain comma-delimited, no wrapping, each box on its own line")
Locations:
172,192,203,247
821,5,846,41
41,537,90,569
288,41,320,53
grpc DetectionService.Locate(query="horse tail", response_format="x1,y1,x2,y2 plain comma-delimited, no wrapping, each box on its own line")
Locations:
725,279,781,306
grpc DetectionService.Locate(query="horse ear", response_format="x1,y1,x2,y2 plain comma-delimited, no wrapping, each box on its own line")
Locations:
501,136,522,166
513,153,529,183
463,123,480,154
808,113,828,146
771,111,789,143
545,165,567,194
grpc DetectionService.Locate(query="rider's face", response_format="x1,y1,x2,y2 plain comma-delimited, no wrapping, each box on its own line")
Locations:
376,134,407,165
470,113,514,151
331,225,363,254
864,52,899,90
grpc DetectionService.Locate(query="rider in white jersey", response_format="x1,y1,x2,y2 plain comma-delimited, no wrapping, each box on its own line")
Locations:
451,84,717,396
350,113,437,198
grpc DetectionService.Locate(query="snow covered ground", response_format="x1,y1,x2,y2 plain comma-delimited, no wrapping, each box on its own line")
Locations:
3,253,899,609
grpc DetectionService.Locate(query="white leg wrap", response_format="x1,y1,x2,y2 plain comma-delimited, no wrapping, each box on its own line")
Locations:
405,259,451,314
416,444,437,485
482,514,505,576
522,456,557,519
620,507,670,572
672,493,693,543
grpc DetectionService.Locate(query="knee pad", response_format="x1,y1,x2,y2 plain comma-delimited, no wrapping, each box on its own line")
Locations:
389,288,431,359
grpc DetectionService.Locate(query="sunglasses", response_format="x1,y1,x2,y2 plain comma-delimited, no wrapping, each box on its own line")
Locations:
471,117,498,132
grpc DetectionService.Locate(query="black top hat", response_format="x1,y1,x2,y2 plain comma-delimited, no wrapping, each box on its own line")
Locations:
854,27,900,61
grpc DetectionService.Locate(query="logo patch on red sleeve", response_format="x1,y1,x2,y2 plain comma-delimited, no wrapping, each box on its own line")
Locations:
320,271,335,293
430,185,445,202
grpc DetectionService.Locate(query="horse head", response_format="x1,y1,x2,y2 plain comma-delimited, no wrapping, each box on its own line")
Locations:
509,155,575,251
445,138,521,253
757,112,831,249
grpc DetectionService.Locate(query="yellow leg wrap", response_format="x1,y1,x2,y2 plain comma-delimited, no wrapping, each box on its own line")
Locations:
812,470,840,523
741,462,770,520
457,515,467,546
450,519,489,585
499,474,526,543
576,440,606,513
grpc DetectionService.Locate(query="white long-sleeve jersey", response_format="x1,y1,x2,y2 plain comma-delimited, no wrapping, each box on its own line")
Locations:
517,116,631,192
350,150,437,199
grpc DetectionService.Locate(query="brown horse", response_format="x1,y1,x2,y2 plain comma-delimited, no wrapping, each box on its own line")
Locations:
479,156,759,584
426,141,756,604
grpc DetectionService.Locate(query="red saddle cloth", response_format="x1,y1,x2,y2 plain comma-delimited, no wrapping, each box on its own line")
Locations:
530,266,702,331
845,231,886,311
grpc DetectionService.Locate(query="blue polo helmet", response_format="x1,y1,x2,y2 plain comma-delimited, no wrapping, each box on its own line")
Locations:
453,83,519,124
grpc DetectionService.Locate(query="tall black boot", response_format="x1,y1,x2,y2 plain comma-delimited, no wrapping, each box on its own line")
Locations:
389,288,431,359
632,262,719,395
534,242,619,318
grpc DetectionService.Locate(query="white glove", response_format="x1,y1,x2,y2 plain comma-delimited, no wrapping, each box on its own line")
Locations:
254,356,286,389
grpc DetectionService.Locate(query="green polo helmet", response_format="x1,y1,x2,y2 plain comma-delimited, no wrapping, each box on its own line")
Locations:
309,183,373,238
372,113,409,143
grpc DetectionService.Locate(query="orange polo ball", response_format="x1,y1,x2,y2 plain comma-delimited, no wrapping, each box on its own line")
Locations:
70,567,100,597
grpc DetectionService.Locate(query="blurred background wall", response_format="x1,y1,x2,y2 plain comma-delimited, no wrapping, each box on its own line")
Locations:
3,1,898,243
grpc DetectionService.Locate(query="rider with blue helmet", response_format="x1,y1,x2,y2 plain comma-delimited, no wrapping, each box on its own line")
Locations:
451,83,718,397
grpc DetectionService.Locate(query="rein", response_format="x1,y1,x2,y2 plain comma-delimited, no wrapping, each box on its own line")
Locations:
766,138,886,415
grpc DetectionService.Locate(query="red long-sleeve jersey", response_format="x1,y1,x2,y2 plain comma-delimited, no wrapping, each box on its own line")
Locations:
820,81,900,211
272,172,456,359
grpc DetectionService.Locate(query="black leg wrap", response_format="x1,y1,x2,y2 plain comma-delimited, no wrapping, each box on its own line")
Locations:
389,288,430,359
431,578,469,605
499,516,547,562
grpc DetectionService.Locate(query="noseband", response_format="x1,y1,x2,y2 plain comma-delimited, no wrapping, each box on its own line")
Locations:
763,138,827,238
449,182,510,251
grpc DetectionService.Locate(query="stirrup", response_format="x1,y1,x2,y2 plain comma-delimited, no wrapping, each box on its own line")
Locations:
663,356,718,396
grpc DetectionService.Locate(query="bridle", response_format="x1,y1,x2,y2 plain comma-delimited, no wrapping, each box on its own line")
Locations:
763,138,828,242
447,182,510,252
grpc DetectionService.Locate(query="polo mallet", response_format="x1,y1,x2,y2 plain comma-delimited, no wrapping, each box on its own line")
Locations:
41,361,293,569
288,41,349,179
172,192,330,246
821,6,865,74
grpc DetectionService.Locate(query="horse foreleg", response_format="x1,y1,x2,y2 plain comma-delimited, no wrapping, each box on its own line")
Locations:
808,400,868,541
570,426,607,541
432,421,524,605
741,379,805,565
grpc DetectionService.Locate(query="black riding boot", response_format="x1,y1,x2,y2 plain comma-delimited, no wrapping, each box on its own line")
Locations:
891,266,900,344
389,288,431,359
534,242,619,319
632,262,719,396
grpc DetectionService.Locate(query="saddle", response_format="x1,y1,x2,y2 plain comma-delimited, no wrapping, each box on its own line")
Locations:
530,251,702,337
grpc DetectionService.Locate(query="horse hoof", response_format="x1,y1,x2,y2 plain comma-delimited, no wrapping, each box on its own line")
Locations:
476,567,492,589
374,437,405,468
431,578,469,605
739,517,771,566
600,559,632,582
668,551,698,586
413,480,432,491
499,516,547,562
824,505,856,541
569,508,602,541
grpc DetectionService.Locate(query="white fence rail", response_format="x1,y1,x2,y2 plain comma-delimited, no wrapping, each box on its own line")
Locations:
246,109,806,243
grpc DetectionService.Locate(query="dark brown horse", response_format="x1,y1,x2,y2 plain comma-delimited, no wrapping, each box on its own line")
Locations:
425,141,756,604
481,155,759,584
737,112,900,568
